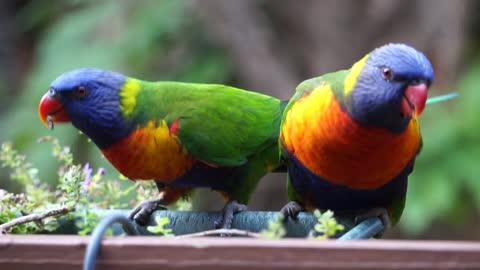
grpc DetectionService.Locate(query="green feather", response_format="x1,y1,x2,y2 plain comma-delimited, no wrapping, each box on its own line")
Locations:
126,80,283,167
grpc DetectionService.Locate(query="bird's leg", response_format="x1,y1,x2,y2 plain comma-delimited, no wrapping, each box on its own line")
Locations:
354,207,391,238
129,181,168,226
280,201,304,220
214,200,247,230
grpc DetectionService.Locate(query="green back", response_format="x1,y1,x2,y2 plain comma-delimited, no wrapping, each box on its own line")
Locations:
128,81,283,167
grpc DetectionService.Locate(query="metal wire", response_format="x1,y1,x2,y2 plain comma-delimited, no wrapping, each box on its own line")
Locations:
83,213,138,270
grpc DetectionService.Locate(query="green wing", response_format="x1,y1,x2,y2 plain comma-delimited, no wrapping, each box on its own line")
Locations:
132,81,283,167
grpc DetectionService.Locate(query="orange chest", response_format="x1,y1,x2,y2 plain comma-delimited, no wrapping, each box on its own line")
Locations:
281,88,421,189
101,120,194,182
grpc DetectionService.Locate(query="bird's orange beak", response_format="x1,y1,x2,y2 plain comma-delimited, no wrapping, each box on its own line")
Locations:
38,92,70,129
401,83,428,118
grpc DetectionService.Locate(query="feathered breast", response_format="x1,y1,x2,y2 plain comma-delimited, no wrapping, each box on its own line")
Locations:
281,85,421,189
101,120,194,182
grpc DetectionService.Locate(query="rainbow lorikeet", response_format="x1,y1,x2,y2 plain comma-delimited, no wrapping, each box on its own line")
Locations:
38,69,285,228
279,44,434,233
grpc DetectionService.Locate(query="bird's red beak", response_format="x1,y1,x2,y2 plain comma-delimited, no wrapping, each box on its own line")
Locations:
400,83,428,118
38,93,70,128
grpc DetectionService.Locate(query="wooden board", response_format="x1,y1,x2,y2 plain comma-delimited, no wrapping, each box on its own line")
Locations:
1,235,480,269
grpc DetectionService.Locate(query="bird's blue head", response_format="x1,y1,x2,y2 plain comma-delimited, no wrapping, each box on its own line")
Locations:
343,43,434,133
38,68,134,149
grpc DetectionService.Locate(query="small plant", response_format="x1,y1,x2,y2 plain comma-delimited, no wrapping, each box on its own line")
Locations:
0,137,80,234
310,210,345,240
147,216,174,237
259,214,286,239
0,136,171,235
0,142,41,185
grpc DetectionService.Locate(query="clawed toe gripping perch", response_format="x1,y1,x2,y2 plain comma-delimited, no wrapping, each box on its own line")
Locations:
82,210,384,270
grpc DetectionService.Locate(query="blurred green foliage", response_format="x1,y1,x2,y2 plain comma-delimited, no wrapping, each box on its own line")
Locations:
400,62,480,235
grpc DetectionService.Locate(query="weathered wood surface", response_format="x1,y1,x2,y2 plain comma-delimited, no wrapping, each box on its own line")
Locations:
1,235,480,270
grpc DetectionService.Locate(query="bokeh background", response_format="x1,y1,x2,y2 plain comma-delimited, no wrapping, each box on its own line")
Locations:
1,0,478,239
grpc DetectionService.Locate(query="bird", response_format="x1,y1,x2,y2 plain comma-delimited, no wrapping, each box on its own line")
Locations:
38,68,286,228
279,44,434,235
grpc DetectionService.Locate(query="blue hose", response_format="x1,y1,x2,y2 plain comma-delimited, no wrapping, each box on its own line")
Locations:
83,214,138,270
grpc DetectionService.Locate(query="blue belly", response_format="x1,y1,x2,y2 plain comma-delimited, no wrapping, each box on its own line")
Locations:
287,151,410,211
170,162,237,193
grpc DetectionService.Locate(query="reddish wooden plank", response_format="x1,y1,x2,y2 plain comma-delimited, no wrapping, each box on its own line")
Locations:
1,235,480,270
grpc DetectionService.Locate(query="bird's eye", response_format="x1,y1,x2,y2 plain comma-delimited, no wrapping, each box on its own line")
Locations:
73,86,89,98
381,67,393,80
47,88,56,97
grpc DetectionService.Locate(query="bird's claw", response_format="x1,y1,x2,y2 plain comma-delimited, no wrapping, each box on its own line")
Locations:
129,198,166,226
214,200,247,234
280,201,304,221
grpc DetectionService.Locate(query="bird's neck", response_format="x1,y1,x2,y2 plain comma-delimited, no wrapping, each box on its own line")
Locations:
118,79,179,127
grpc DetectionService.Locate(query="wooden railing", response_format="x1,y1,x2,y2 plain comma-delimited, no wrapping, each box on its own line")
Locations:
1,235,480,270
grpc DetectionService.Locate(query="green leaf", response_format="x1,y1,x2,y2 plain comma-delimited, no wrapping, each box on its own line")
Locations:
259,214,286,239
146,216,174,237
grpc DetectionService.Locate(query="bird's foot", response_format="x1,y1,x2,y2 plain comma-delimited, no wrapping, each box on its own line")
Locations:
354,207,391,238
128,198,167,226
214,200,247,232
280,201,304,221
